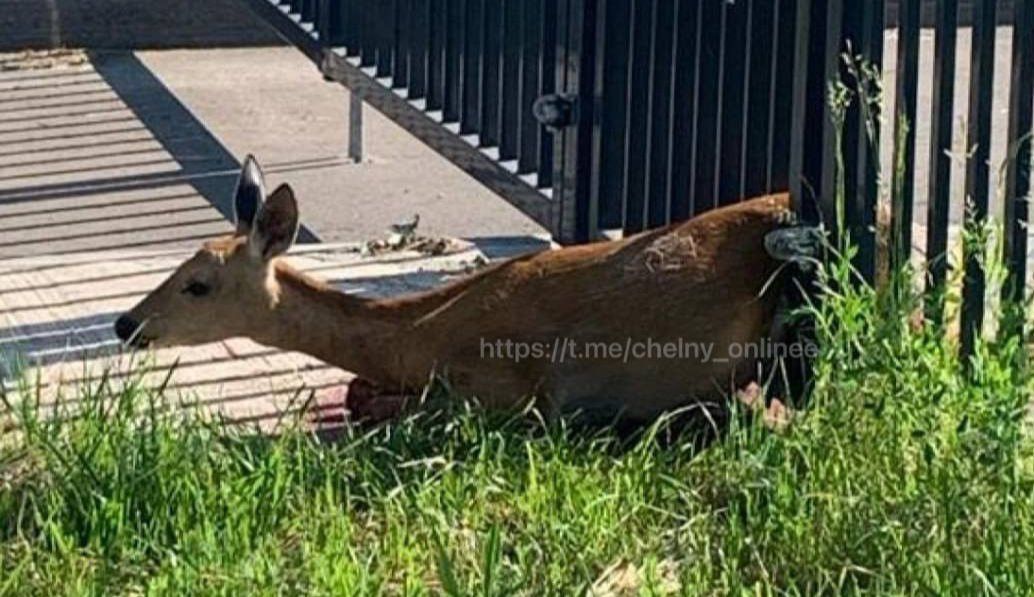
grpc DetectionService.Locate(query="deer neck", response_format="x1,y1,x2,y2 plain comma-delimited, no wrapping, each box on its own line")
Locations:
251,262,442,388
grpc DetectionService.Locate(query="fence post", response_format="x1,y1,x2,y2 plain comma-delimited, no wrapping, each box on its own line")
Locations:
551,0,599,244
924,0,958,324
891,0,921,272
349,91,364,163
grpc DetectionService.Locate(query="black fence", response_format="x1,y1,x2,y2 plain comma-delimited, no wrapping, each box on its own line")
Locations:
794,0,1033,356
243,0,808,243
243,0,1033,352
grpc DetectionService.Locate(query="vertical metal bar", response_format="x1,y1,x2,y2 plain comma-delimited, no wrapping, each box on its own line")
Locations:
717,0,749,206
359,0,377,67
553,0,572,237
622,0,653,233
743,0,776,198
1003,0,1034,314
378,0,396,76
597,0,632,229
316,0,337,44
690,0,723,216
960,0,998,358
427,0,446,111
538,0,557,188
554,0,599,244
587,0,609,232
345,0,361,56
408,0,430,99
924,0,957,322
891,0,920,271
500,0,523,160
668,0,700,221
480,0,503,147
349,91,364,162
519,0,545,174
444,0,463,122
394,0,411,89
769,0,798,193
302,0,316,23
839,0,883,283
462,0,484,134
645,0,676,225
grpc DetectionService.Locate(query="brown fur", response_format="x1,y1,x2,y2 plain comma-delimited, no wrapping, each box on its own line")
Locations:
123,193,792,420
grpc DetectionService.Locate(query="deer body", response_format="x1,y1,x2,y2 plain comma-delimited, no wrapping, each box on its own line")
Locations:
117,157,793,421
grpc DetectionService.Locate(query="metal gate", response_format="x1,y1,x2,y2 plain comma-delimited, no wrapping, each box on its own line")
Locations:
243,0,1033,351
240,0,808,244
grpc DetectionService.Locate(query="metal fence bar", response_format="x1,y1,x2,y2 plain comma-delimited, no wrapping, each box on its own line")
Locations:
519,0,545,175
411,1,431,99
554,0,599,244
891,0,920,270
359,0,376,67
769,0,798,194
480,0,503,147
461,0,483,134
924,0,957,322
499,0,523,161
691,0,723,217
377,0,395,77
427,0,446,112
344,0,360,57
840,0,884,283
717,0,749,206
668,0,699,221
621,0,653,234
537,0,557,189
743,0,776,199
645,0,675,226
393,0,410,88
1003,0,1034,316
444,0,463,122
317,0,344,46
961,0,998,358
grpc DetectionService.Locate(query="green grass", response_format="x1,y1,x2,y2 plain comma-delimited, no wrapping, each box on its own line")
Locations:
2,256,1033,595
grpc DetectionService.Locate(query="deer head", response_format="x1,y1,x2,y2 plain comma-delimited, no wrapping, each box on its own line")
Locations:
114,156,300,348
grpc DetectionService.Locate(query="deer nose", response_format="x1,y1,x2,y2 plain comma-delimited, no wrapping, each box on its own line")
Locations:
114,315,141,343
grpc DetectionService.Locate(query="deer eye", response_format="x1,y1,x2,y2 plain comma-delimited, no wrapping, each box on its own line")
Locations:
182,281,211,297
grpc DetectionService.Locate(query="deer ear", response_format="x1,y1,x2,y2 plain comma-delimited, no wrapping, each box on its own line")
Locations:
234,155,266,236
250,183,299,260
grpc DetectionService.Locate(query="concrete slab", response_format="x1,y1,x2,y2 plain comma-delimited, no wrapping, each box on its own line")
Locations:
134,47,549,242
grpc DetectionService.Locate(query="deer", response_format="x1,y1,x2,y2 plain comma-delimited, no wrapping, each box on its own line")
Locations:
115,156,811,425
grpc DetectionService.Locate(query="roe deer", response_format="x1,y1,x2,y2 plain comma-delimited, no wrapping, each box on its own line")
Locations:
116,157,802,422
